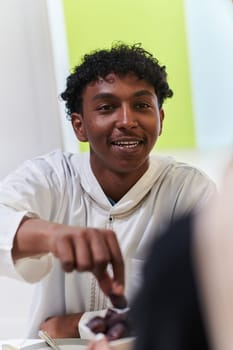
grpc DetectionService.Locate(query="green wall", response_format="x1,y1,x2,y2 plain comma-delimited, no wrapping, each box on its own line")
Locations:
62,0,195,151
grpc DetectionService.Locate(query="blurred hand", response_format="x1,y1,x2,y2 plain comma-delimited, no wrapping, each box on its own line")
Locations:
87,334,111,350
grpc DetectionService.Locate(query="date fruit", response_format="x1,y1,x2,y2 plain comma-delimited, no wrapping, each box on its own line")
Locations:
86,307,133,340
109,293,128,309
86,316,107,334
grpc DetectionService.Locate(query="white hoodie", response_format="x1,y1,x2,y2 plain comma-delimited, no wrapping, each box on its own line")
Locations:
0,150,215,337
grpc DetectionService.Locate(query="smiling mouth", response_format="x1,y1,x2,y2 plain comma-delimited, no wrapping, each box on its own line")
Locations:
111,140,143,148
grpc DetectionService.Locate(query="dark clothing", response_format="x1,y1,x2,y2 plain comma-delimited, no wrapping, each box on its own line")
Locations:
131,214,210,350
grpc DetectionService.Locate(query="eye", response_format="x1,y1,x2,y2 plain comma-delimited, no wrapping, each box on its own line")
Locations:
135,102,151,110
96,104,116,111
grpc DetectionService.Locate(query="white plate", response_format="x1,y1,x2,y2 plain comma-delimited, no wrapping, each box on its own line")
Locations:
17,337,135,350
21,339,88,350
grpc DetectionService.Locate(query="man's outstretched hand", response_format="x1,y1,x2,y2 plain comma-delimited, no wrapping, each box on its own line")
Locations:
13,220,125,297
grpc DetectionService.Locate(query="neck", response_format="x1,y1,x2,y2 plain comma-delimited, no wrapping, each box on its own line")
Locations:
91,166,148,202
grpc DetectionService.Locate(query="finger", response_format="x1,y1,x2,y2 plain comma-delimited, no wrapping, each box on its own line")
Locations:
105,230,125,293
74,233,93,271
55,237,76,272
93,269,114,296
91,230,125,296
87,229,116,294
88,228,111,274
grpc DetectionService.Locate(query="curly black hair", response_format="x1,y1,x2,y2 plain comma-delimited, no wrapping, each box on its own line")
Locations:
61,43,173,119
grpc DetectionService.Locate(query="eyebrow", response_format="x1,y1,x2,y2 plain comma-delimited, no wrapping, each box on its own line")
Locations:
92,90,155,101
133,90,155,98
92,93,116,101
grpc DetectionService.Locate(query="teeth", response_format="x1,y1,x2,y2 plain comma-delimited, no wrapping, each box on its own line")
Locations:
113,141,139,146
112,141,140,147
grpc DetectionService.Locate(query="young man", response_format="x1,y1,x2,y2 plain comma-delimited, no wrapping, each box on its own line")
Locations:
0,43,215,338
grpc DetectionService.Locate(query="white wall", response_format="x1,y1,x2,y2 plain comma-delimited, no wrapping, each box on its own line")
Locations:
0,0,74,339
184,0,233,149
0,0,76,181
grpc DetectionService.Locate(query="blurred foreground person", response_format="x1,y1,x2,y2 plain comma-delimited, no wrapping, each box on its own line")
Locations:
88,159,233,350
194,158,233,350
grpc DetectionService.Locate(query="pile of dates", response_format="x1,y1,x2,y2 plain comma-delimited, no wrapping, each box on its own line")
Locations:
86,307,133,341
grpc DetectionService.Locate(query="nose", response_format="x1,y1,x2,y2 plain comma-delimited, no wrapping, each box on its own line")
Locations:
115,104,138,129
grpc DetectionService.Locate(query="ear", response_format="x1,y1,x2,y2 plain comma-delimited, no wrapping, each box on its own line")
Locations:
158,109,165,136
71,113,88,142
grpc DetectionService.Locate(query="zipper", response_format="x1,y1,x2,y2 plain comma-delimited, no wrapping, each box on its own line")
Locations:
107,214,113,229
90,214,114,310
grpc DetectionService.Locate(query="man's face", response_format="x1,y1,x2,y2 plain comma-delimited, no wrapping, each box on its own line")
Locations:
72,72,164,178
